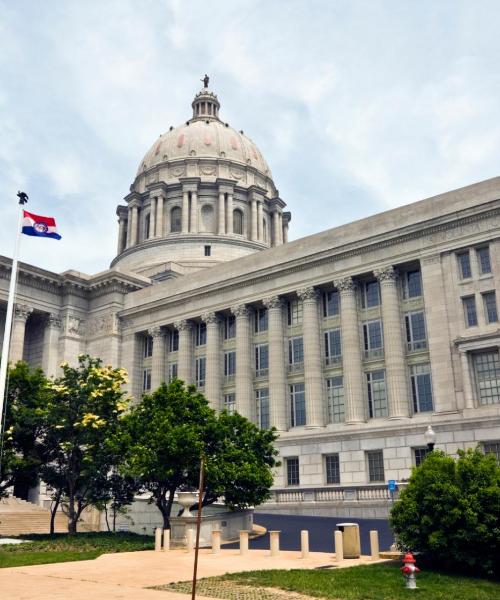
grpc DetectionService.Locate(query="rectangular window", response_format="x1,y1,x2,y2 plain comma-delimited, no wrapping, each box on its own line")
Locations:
323,291,340,317
195,322,207,346
169,329,179,352
286,457,300,486
195,357,206,387
474,351,500,405
367,450,385,482
367,370,388,418
405,311,427,351
224,393,236,414
413,447,430,467
204,245,211,257
457,251,472,279
143,335,153,358
224,315,236,339
361,280,380,309
288,336,304,372
410,364,434,412
403,270,422,299
463,296,478,327
256,388,270,429
326,376,345,423
325,454,340,484
290,383,306,427
483,441,500,463
363,320,383,359
142,368,151,391
324,329,342,365
255,344,269,377
168,363,178,382
287,299,303,326
476,247,491,275
482,291,498,324
224,351,236,379
254,307,268,333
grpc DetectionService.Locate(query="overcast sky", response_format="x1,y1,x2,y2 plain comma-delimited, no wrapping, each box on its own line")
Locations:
1,0,500,275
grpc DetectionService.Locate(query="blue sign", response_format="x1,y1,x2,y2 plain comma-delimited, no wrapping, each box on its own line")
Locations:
388,479,397,492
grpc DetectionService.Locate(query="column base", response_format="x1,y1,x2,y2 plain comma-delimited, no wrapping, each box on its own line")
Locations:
388,415,411,421
345,419,366,425
305,424,324,430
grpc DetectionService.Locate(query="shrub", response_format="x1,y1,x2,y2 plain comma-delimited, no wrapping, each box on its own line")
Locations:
390,448,500,578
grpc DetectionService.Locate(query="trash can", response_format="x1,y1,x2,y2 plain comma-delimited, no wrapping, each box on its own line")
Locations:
336,522,361,558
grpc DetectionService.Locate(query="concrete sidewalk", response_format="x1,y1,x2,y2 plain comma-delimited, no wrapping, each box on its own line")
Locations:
0,548,388,600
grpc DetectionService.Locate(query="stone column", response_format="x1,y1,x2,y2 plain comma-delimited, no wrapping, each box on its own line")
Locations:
263,296,287,430
149,326,166,390
190,190,198,233
130,205,139,246
273,211,280,247
202,312,221,409
126,210,132,248
298,287,324,428
335,277,365,424
156,194,164,238
231,304,253,420
149,197,156,239
42,313,61,377
278,213,283,244
257,201,263,241
375,266,410,419
175,320,193,385
182,191,189,234
11,304,32,363
218,192,226,235
283,219,289,243
117,217,126,253
226,192,233,234
251,199,258,241
459,350,474,409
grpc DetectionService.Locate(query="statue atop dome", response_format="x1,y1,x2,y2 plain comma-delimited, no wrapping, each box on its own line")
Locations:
201,74,209,88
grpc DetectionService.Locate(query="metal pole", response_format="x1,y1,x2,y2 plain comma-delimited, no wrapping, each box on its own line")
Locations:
0,193,27,440
191,456,205,600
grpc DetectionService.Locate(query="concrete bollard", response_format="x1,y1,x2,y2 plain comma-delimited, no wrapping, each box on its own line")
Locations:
239,530,249,555
370,530,379,560
270,530,280,557
155,527,163,552
334,530,344,562
162,528,170,552
301,530,309,558
186,527,194,552
211,529,221,554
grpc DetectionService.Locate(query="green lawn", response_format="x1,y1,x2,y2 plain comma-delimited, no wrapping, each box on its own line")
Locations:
0,532,154,568
162,563,500,600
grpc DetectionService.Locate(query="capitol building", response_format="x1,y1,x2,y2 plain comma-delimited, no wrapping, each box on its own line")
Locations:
2,82,500,515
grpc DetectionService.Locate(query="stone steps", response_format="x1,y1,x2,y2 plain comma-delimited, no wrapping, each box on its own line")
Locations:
0,497,68,536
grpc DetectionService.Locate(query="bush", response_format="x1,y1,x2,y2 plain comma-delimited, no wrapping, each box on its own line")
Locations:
390,448,500,578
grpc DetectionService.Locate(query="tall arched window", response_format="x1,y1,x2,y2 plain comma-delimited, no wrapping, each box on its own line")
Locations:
171,206,182,232
263,218,267,242
233,209,243,235
144,213,151,240
200,204,215,233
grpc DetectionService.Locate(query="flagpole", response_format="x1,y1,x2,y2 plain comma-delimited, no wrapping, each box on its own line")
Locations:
0,192,28,439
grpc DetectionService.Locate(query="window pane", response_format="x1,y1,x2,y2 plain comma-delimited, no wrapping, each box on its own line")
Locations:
286,457,300,486
256,388,270,429
477,247,491,274
367,371,388,418
458,252,472,279
406,270,422,298
143,369,151,391
410,364,433,412
474,351,500,405
143,335,153,358
323,291,340,317
414,447,430,466
483,292,498,324
483,442,500,463
325,329,342,365
325,454,340,484
171,207,182,232
463,297,478,327
327,377,345,423
255,308,268,332
363,280,380,308
224,315,236,339
224,393,236,414
290,383,306,426
367,450,384,482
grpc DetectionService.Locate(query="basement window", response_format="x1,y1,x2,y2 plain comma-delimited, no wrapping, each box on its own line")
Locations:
204,245,211,257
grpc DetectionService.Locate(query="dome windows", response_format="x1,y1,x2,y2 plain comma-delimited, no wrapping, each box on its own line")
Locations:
233,209,244,235
171,207,182,232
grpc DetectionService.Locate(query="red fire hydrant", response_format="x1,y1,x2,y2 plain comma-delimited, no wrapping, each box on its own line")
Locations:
401,552,420,589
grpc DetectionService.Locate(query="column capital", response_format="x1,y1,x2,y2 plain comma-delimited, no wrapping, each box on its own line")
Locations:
148,325,165,339
46,313,62,329
374,265,398,283
14,304,33,322
201,311,220,325
297,286,320,302
263,295,284,310
334,276,356,294
231,304,251,318
174,319,192,331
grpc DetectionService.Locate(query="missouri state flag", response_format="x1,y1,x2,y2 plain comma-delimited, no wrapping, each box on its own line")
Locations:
22,210,61,240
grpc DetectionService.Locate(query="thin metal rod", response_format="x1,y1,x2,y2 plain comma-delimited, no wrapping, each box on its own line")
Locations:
191,456,205,600
0,199,25,439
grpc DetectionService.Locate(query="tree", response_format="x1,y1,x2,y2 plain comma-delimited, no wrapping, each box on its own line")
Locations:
390,448,500,578
40,355,129,534
90,470,138,532
120,380,279,529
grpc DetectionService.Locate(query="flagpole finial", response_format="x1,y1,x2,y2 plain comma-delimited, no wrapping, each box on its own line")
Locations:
17,191,28,205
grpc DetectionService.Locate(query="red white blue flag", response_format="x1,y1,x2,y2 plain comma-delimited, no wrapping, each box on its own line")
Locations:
22,210,61,240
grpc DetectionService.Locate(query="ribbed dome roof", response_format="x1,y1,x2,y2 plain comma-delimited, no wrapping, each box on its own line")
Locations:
136,86,271,179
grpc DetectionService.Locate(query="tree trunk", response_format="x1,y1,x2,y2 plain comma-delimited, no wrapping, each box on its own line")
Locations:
67,485,77,534
112,505,117,532
49,491,61,535
104,504,111,532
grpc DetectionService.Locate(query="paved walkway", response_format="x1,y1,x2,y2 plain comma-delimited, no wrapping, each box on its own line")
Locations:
0,548,387,600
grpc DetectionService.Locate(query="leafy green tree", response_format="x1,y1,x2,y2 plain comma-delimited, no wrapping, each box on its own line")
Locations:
121,380,279,529
40,355,129,534
390,448,500,577
91,470,138,532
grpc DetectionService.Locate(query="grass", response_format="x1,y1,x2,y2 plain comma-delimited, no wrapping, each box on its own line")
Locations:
0,531,154,568
161,563,500,600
